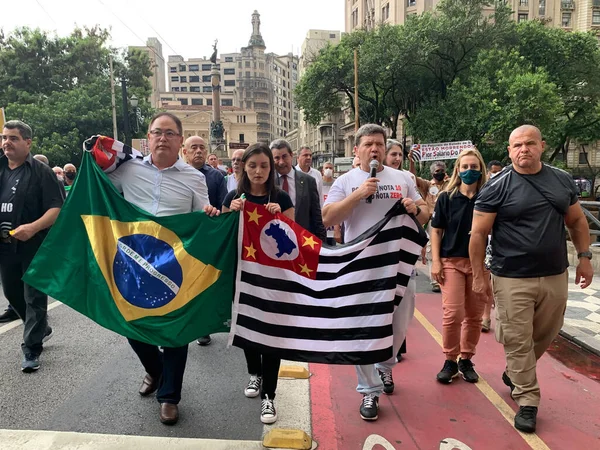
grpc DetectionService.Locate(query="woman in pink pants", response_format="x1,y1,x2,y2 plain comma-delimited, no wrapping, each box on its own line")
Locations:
430,148,489,384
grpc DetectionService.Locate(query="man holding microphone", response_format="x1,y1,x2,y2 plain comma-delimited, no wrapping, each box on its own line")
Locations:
323,124,429,421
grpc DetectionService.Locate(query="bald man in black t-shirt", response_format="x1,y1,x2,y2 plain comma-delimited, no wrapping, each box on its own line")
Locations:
469,125,593,434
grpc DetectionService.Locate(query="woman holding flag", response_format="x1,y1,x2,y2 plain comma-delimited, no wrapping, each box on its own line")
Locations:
222,143,294,424
430,147,489,384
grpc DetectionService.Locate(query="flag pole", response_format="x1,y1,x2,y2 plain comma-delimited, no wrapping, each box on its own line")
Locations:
109,55,118,140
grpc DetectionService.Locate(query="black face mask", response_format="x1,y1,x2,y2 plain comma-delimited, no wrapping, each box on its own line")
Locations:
65,172,76,181
432,172,445,182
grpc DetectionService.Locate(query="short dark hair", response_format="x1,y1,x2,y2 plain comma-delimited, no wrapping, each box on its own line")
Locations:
237,143,279,200
3,120,32,140
208,153,218,158
270,139,293,155
355,124,386,147
298,146,312,157
487,160,502,170
148,112,183,136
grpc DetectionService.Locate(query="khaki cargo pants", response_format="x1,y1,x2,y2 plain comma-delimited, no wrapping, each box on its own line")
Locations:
492,271,568,407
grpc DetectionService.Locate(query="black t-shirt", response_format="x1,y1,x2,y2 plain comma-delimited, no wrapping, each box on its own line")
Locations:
431,190,477,258
223,189,294,212
475,164,578,278
0,165,25,243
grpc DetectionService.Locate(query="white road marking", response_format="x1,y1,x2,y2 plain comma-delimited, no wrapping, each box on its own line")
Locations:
0,301,63,336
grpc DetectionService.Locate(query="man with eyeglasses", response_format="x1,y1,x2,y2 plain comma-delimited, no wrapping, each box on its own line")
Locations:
182,135,227,347
105,112,217,426
226,149,244,192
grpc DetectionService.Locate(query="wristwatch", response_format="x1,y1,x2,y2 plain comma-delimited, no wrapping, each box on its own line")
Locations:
577,251,593,260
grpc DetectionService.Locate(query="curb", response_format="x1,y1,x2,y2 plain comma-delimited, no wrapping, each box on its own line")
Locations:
558,328,600,358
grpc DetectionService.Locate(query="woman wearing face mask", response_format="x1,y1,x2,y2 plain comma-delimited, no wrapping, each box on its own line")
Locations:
430,148,489,385
321,161,341,245
222,143,294,425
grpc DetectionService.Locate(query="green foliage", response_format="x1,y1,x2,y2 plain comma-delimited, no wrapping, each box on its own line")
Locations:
0,27,155,167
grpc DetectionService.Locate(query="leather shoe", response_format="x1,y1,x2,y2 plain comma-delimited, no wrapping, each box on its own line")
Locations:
0,308,19,323
159,403,179,425
138,373,158,397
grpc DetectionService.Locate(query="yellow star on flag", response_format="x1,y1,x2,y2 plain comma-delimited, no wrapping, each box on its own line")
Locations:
247,208,262,225
302,235,318,250
245,243,257,260
299,263,314,276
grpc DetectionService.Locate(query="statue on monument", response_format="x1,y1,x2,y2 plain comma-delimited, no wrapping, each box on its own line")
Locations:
210,39,218,64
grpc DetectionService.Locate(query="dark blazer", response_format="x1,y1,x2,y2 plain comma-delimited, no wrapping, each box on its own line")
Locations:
198,164,227,210
278,168,326,241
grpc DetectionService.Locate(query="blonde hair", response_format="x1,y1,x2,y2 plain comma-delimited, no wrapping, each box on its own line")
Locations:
446,147,488,198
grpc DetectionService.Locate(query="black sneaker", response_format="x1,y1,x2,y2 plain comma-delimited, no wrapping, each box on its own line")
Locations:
244,375,262,398
502,371,515,393
21,353,40,373
196,335,212,346
260,395,277,424
378,370,394,395
43,326,53,343
0,308,19,323
436,360,458,384
514,406,537,433
458,358,479,383
359,394,379,421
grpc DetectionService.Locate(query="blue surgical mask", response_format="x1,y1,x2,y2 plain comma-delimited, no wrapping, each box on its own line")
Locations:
459,169,482,185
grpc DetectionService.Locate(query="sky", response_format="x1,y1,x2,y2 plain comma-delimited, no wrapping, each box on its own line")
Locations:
1,0,346,59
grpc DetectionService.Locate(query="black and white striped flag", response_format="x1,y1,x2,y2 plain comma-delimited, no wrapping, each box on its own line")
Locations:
229,201,428,365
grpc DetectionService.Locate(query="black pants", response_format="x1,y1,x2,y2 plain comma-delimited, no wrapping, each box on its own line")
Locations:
397,339,407,359
244,349,281,400
0,255,48,356
128,339,188,405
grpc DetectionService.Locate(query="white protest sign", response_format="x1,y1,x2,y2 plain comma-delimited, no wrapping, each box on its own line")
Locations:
410,141,473,162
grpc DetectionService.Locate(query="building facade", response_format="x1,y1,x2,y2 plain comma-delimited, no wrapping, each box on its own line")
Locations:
129,37,166,108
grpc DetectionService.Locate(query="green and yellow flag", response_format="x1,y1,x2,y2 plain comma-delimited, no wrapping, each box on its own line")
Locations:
24,152,238,347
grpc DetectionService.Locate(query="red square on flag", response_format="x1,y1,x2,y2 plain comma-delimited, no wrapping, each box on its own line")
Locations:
241,202,322,279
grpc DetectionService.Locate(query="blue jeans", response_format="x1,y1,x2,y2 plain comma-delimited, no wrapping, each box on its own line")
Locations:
128,339,188,404
355,277,416,396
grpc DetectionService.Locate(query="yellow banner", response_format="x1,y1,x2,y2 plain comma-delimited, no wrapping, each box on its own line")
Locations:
0,108,5,129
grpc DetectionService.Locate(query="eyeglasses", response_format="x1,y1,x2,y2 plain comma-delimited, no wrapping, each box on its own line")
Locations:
149,129,180,139
231,158,242,162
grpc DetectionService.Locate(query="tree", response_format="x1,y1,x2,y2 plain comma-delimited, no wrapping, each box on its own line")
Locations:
0,27,154,166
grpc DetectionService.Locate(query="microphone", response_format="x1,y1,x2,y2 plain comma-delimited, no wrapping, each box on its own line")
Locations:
366,159,379,204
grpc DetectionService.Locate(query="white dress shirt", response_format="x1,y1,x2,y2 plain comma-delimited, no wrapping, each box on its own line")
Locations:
108,155,210,217
296,165,323,206
277,170,297,207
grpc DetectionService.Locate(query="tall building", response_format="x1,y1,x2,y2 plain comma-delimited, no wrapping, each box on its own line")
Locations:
345,0,600,33
288,30,347,169
128,37,166,108
162,10,299,145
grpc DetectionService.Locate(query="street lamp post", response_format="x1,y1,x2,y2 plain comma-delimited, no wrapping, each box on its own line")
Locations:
121,78,131,146
130,94,141,134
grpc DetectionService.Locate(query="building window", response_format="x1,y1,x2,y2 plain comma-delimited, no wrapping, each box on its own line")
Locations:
593,11,600,24
245,61,251,68
382,3,390,21
179,64,186,71
245,71,251,77
203,86,212,92
518,13,528,22
190,75,199,82
330,33,336,38
352,9,359,27
539,0,546,15
579,152,588,165
202,75,211,82
222,99,233,106
202,64,211,71
179,98,188,105
170,66,177,73
225,56,234,62
562,12,571,27
190,86,200,92
224,80,235,86
180,87,187,92
224,68,235,75
239,133,245,142
207,99,213,106
191,98,203,105
180,76,187,83
407,0,416,6
519,0,528,6
172,87,179,92
171,76,179,82
189,64,199,71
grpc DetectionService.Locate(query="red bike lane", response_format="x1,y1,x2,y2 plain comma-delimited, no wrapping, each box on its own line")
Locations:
310,291,600,450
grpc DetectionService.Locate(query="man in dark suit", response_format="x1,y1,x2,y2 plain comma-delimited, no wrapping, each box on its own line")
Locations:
270,139,326,241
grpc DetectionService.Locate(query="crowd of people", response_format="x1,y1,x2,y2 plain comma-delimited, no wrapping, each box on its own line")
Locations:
0,115,594,434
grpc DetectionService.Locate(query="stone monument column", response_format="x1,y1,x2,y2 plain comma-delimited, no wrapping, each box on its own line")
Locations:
209,40,225,155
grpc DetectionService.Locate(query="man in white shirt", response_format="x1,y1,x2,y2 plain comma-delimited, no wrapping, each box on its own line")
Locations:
323,124,429,422
107,112,217,426
295,146,323,203
226,149,244,193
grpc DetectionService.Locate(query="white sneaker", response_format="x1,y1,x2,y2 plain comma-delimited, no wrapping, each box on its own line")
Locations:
261,395,277,424
244,375,261,398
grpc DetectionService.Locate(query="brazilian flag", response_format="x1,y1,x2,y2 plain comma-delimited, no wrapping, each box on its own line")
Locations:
24,152,238,347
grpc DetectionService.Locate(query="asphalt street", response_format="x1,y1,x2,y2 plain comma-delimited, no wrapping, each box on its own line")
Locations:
0,294,265,441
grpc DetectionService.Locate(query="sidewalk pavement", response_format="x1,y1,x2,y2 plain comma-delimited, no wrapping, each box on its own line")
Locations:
561,266,600,356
